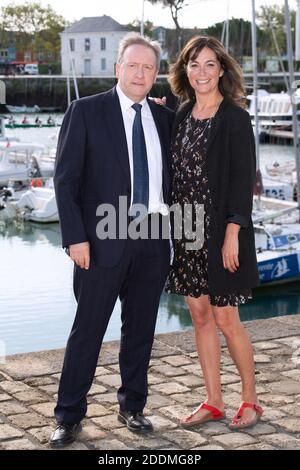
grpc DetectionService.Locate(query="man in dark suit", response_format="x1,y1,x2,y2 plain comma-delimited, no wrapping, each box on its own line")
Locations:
49,33,174,448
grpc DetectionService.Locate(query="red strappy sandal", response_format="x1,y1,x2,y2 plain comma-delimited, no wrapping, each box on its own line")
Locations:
229,402,263,430
181,402,225,428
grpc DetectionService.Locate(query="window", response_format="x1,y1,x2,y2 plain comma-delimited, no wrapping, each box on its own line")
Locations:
100,37,106,51
85,38,90,51
101,58,106,71
157,29,166,47
8,150,29,165
69,38,75,52
84,59,91,75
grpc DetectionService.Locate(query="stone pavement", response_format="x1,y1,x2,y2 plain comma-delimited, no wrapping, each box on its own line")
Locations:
1,314,300,451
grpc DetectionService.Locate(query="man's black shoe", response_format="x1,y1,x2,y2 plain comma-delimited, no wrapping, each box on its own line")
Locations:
118,410,153,433
49,422,82,448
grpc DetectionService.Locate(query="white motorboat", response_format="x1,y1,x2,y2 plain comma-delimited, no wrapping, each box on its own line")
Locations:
265,160,295,177
5,104,40,114
0,141,55,186
0,179,58,223
252,196,300,284
256,223,300,285
15,184,58,223
253,195,299,224
261,173,296,201
247,89,300,129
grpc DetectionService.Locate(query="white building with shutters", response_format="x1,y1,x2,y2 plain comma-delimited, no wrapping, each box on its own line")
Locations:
60,15,129,76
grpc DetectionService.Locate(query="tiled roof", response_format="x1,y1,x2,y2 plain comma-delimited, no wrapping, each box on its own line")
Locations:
63,15,128,33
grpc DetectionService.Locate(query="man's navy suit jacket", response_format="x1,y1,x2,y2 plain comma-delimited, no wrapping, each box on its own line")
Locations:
54,86,174,267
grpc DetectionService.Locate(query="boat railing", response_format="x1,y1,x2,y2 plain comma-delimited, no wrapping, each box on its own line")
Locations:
253,204,299,224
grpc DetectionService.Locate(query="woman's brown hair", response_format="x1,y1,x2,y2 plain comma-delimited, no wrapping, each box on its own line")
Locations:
168,36,246,108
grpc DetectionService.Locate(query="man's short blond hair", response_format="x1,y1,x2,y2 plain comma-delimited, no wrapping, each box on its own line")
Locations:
117,33,161,70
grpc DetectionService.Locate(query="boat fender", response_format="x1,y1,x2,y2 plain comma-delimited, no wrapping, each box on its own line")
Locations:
31,179,43,187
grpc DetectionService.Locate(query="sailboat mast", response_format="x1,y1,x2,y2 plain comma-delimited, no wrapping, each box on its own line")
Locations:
251,0,260,170
296,0,300,60
284,0,300,211
225,1,230,52
67,74,71,108
221,0,230,51
67,35,79,101
141,0,145,36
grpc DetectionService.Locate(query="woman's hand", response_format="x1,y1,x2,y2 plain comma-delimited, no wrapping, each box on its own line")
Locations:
149,96,166,106
222,223,240,273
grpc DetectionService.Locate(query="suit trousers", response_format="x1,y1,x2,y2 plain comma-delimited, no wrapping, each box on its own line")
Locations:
54,222,170,424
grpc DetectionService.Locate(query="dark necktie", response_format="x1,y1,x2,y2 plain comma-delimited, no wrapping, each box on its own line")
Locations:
131,103,149,212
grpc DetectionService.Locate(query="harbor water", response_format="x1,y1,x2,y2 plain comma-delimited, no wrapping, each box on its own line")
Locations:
0,120,300,355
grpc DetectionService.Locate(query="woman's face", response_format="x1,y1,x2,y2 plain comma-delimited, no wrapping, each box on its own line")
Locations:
186,46,224,97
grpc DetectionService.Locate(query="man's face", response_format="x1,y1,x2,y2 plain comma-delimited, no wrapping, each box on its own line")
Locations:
116,44,158,102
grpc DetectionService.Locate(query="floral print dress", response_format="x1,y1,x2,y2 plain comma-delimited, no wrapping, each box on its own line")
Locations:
165,112,252,307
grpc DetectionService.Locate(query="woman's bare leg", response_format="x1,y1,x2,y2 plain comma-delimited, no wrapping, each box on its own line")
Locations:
182,295,224,424
212,305,260,425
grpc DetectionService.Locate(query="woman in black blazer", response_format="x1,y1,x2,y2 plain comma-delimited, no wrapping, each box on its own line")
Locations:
165,36,262,430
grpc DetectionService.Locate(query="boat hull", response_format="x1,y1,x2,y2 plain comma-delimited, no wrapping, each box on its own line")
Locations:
5,124,57,128
257,251,300,284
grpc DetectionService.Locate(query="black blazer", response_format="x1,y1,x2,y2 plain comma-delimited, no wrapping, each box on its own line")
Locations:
54,86,174,267
173,96,259,295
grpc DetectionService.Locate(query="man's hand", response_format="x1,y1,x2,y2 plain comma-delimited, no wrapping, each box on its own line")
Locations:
69,241,90,270
222,223,240,273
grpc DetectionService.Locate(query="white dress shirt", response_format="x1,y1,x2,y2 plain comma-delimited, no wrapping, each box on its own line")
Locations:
116,83,168,215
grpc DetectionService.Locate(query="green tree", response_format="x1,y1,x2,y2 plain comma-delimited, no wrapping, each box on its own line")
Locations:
206,18,253,61
257,4,296,56
147,0,188,56
0,2,68,61
126,19,154,38
147,0,187,30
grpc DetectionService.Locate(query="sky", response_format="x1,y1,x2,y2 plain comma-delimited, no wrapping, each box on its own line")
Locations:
0,0,297,29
